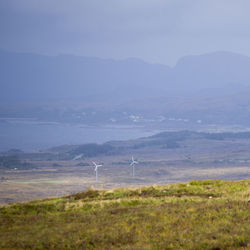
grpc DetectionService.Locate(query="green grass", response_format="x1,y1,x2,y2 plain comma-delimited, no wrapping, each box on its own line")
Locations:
15,179,67,184
0,179,249,249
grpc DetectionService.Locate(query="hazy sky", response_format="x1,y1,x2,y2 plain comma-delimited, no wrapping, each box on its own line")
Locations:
1,0,250,65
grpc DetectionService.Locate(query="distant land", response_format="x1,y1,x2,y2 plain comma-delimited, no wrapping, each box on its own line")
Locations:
1,130,250,205
1,50,250,103
1,50,250,127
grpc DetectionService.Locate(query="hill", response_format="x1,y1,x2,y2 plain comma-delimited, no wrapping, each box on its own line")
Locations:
0,179,249,249
45,130,250,158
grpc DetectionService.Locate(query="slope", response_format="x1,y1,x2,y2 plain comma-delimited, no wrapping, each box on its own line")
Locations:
0,179,249,249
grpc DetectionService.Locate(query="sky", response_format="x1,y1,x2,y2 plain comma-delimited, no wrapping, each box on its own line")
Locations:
1,0,250,65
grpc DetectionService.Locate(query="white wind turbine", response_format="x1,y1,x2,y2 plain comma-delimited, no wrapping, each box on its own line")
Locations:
72,154,83,161
130,156,138,178
92,161,102,182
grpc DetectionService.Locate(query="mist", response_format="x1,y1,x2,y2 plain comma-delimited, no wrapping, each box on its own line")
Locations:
1,0,250,149
1,0,250,65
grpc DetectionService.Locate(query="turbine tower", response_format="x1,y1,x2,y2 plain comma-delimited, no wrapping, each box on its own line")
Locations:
130,156,138,178
92,161,102,182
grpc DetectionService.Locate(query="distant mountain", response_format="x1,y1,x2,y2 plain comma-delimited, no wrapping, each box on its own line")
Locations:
1,50,250,125
0,50,170,103
172,51,250,93
1,50,250,104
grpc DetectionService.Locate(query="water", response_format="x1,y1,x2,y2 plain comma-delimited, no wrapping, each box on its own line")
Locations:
0,118,158,152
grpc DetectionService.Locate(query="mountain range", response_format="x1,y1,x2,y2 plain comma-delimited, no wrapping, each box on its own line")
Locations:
1,50,250,126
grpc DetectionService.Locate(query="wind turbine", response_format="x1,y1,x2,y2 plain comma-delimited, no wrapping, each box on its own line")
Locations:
72,154,83,161
130,156,138,178
92,161,102,182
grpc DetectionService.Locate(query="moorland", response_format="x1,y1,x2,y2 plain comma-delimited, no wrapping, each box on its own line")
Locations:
0,179,249,249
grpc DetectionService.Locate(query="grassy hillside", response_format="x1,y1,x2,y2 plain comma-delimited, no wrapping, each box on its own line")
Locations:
0,179,249,249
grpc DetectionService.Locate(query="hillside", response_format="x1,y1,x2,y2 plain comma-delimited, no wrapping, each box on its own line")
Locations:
0,179,249,249
44,130,250,158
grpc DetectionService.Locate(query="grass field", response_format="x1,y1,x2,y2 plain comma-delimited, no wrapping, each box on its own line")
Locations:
0,179,249,249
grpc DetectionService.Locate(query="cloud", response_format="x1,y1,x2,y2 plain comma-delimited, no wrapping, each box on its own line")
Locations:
1,0,250,65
